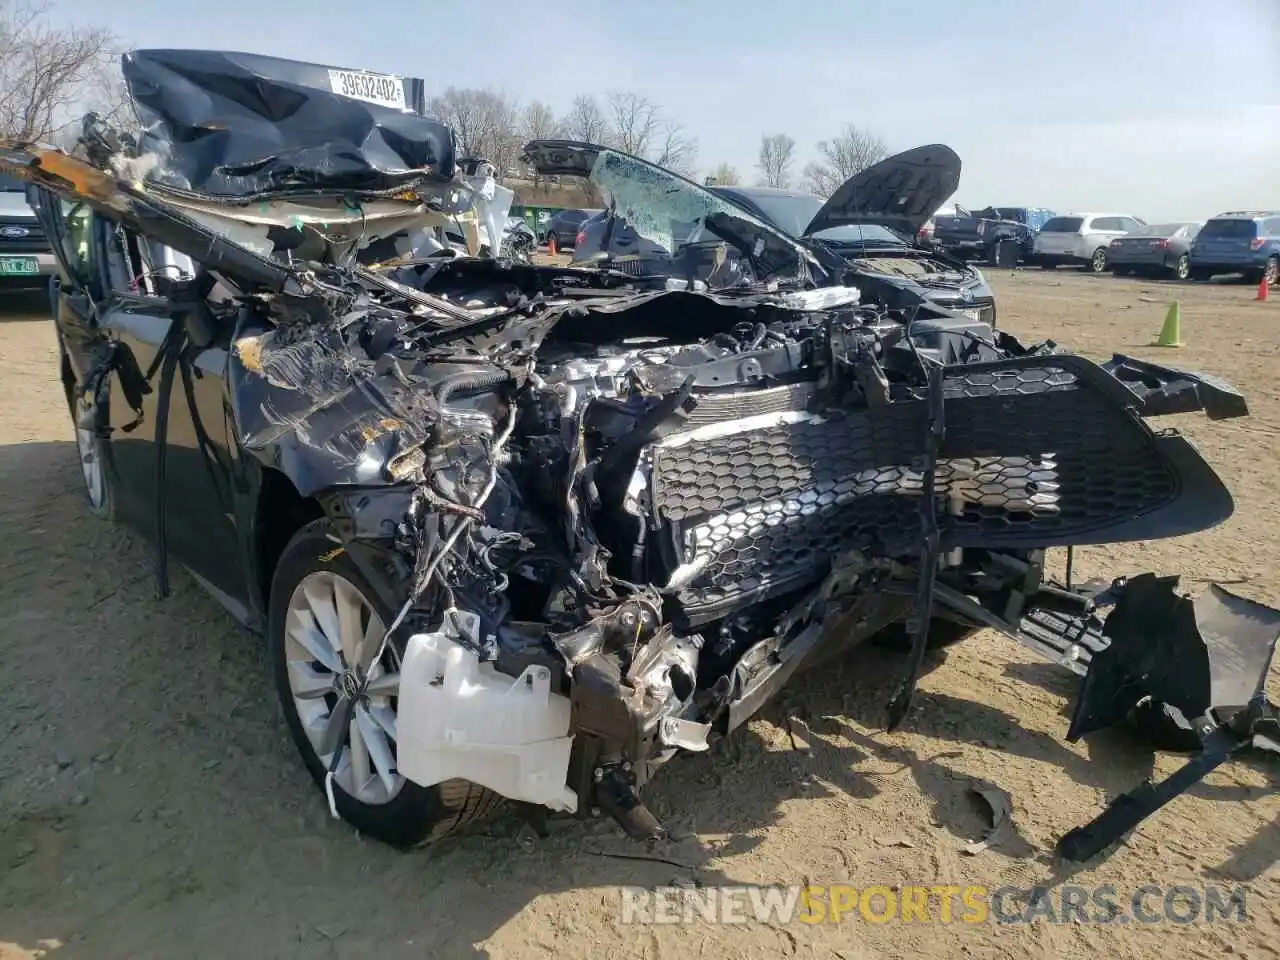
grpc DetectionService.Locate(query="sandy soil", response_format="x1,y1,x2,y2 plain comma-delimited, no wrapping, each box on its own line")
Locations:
1,272,1279,960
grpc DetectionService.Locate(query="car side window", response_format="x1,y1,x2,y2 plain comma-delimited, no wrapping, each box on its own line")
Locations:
99,222,175,298
59,199,95,285
1119,217,1142,231
1089,217,1112,231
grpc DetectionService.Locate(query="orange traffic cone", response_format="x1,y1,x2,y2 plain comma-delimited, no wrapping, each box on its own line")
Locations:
547,233,558,256
1256,275,1270,301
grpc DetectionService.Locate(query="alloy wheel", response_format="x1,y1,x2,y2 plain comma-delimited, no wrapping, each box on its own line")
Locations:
1091,248,1108,272
1266,258,1279,286
1175,255,1189,281
74,405,105,511
283,571,404,805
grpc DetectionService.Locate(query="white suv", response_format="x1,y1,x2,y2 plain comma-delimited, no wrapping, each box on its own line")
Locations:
1033,213,1146,272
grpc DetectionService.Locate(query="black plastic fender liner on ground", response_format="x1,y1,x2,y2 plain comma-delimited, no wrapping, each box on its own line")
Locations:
1054,576,1280,861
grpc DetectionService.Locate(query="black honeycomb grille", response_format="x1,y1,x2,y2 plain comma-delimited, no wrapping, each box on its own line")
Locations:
653,357,1187,620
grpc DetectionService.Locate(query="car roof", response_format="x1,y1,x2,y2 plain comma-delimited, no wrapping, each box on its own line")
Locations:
1207,211,1280,220
1054,212,1141,218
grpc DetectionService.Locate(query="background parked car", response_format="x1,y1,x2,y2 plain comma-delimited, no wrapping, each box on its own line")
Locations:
932,206,1056,265
1188,212,1280,285
542,208,597,249
1033,213,1146,272
0,173,57,293
916,203,956,248
1107,222,1201,280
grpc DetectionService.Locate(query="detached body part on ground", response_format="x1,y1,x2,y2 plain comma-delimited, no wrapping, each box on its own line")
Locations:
9,49,1280,860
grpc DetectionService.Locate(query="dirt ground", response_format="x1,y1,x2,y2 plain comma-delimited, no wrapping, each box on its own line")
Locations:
1,270,1278,960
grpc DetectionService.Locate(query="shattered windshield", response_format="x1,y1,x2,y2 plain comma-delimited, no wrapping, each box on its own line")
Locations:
587,149,807,286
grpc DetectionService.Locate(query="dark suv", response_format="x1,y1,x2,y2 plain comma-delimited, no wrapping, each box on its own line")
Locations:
0,173,57,291
1188,212,1280,285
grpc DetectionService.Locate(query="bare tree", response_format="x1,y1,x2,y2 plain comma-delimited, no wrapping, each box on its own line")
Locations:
653,120,697,176
84,59,135,129
801,124,888,198
520,100,561,143
429,87,522,179
518,100,561,183
705,162,740,186
757,133,795,188
560,94,607,143
604,90,660,155
0,1,114,141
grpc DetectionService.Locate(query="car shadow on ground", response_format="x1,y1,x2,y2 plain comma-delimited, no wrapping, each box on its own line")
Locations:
0,439,1267,959
0,290,51,319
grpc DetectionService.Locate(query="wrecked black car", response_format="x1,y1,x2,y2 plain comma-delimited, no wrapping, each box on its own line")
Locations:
11,48,1280,857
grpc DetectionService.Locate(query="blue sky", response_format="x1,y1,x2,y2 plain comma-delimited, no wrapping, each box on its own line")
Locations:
50,0,1280,220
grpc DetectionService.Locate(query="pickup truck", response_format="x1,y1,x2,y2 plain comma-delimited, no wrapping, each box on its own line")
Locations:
932,206,1055,265
0,173,58,293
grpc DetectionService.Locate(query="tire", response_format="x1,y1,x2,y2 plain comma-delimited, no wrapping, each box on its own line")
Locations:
70,380,115,520
1265,256,1279,286
269,519,499,848
1088,247,1108,273
1172,254,1190,281
873,618,979,653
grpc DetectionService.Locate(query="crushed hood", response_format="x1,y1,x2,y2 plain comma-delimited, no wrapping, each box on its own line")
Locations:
803,145,961,237
124,49,455,199
521,139,818,284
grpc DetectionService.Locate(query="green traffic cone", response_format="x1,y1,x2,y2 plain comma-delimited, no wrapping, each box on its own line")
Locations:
1153,301,1184,347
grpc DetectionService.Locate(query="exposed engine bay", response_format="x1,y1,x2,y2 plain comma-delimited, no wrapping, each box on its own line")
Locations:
12,48,1280,862
231,248,1272,851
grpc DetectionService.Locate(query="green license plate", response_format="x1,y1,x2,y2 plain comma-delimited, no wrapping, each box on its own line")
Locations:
0,257,38,275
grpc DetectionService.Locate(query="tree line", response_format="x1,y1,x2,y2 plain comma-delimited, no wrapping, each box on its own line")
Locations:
0,2,890,197
412,90,889,199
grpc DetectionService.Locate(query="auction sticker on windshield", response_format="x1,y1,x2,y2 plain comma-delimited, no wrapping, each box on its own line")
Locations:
327,70,408,111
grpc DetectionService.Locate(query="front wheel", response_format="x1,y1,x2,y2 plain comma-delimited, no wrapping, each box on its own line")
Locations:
269,519,498,848
1088,247,1109,273
1171,254,1190,281
71,387,115,520
1264,256,1279,286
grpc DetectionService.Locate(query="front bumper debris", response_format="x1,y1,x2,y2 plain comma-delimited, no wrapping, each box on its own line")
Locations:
1055,575,1280,861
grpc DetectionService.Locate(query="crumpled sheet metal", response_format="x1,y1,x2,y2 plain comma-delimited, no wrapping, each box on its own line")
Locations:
123,49,456,198
230,323,441,496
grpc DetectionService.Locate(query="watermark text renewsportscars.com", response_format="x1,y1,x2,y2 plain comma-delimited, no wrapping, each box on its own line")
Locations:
618,883,1249,926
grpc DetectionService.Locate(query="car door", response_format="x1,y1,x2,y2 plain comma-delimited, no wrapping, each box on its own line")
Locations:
1087,217,1127,252
33,189,249,605
30,189,153,535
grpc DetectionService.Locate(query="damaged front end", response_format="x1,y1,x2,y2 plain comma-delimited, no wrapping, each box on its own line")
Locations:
12,49,1277,860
